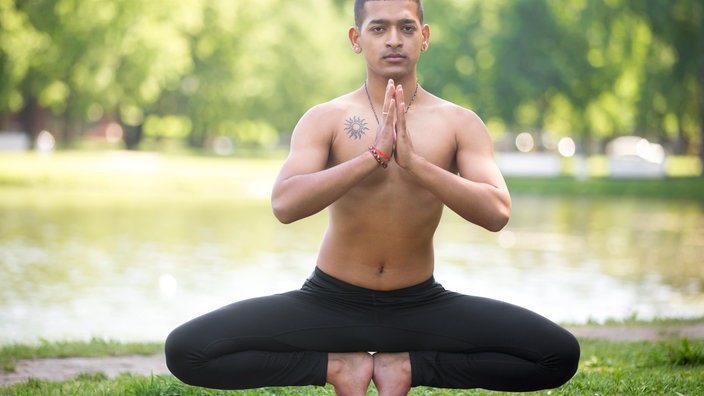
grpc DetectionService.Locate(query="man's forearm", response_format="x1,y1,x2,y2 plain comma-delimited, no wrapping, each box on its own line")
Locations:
406,154,511,232
271,151,380,224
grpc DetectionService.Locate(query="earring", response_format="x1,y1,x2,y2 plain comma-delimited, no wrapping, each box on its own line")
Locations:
353,46,361,53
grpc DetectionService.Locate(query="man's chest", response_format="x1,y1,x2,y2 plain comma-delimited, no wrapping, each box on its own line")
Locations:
330,113,458,171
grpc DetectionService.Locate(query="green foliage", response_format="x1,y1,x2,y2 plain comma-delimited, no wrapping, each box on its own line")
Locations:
419,0,702,158
666,339,704,366
0,0,701,160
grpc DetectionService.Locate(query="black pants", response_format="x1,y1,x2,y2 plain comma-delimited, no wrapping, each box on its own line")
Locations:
165,267,580,391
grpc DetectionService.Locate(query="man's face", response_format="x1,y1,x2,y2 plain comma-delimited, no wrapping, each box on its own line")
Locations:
356,1,427,79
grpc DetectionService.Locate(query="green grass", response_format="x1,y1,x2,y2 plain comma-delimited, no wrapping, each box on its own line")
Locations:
0,338,163,373
581,155,702,178
1,151,703,201
2,338,704,395
0,151,283,200
504,176,704,200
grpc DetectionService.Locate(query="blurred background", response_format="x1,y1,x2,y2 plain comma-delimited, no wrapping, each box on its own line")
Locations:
0,0,702,345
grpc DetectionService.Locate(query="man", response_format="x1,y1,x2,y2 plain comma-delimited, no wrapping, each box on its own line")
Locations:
165,1,580,395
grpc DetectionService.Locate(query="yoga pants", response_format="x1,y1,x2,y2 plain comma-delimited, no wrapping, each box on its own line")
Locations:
165,267,580,391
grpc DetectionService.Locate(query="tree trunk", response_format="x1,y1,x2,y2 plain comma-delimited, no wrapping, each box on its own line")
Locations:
699,58,704,176
699,12,704,177
122,123,143,150
20,98,48,148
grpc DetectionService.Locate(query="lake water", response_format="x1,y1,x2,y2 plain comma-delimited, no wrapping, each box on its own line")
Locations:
1,188,703,345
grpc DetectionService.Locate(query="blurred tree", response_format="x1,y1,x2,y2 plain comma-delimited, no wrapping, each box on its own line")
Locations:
0,0,700,169
422,0,701,166
152,0,361,151
0,0,198,147
491,0,596,147
108,0,201,148
420,0,493,113
625,0,702,161
0,1,43,121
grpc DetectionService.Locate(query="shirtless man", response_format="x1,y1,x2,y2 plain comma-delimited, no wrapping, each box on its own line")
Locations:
165,1,580,395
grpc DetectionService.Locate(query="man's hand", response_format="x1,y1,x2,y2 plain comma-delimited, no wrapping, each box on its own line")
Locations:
373,79,397,158
392,83,416,169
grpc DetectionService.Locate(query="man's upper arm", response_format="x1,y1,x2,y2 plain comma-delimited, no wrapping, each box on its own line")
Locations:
276,105,334,182
455,109,507,190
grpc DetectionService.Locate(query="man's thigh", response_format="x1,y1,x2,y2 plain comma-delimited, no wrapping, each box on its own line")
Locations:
376,291,567,353
169,289,381,355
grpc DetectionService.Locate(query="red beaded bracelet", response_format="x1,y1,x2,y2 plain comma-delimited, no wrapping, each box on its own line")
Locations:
375,146,391,161
368,145,390,168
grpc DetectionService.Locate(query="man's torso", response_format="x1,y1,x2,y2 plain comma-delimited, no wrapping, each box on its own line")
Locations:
316,88,464,290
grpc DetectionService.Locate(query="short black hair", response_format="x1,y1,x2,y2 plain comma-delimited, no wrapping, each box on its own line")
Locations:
354,0,424,27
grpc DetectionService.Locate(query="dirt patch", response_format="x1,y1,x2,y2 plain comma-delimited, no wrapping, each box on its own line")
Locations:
566,323,704,341
2,324,703,387
1,354,169,387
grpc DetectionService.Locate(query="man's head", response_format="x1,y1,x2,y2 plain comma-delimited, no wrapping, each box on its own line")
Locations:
349,0,430,80
354,0,424,28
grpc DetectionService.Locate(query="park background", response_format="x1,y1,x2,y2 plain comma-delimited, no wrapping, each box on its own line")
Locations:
1,0,703,348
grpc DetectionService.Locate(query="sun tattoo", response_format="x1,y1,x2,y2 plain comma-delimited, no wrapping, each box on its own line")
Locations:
344,116,369,140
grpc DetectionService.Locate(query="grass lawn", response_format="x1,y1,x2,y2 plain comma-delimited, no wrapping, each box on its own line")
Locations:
1,151,703,201
504,176,704,200
1,336,703,395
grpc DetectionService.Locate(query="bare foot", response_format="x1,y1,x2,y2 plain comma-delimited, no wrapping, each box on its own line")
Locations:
327,352,374,396
372,352,412,396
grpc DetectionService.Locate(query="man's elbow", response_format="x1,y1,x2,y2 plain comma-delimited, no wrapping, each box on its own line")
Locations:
271,199,295,224
484,198,511,232
485,210,510,232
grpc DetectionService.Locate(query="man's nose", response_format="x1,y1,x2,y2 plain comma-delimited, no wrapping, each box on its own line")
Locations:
386,28,402,47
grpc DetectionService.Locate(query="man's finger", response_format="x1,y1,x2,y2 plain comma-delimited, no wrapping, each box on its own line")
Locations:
386,98,396,126
382,79,395,117
395,85,405,127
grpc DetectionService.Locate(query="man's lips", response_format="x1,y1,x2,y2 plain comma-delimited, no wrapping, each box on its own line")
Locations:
383,53,406,61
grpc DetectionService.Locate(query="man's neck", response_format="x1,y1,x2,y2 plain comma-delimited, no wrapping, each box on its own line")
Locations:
365,74,418,106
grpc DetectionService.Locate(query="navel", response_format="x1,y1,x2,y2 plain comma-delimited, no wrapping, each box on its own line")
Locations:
377,265,385,275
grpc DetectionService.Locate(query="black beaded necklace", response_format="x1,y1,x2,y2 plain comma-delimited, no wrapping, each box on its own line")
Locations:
364,80,419,125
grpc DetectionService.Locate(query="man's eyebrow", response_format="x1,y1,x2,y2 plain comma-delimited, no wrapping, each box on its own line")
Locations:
368,18,418,25
368,18,389,25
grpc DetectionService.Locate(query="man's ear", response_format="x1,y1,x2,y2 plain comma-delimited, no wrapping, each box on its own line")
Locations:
421,24,431,52
349,26,362,53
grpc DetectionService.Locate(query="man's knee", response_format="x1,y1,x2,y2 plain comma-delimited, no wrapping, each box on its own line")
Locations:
549,332,581,388
164,326,203,386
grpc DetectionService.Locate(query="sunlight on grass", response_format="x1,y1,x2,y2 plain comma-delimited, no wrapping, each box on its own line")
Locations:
667,155,703,177
0,151,284,201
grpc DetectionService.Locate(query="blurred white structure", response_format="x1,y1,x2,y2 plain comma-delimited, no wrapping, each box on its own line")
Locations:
36,130,56,153
606,136,666,178
0,131,30,151
496,152,562,177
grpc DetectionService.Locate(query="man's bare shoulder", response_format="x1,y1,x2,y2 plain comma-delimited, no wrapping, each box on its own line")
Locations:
424,93,477,118
423,93,487,134
300,91,360,121
290,92,361,142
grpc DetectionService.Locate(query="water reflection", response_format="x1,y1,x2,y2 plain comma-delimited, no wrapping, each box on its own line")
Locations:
0,191,702,344
435,196,703,322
